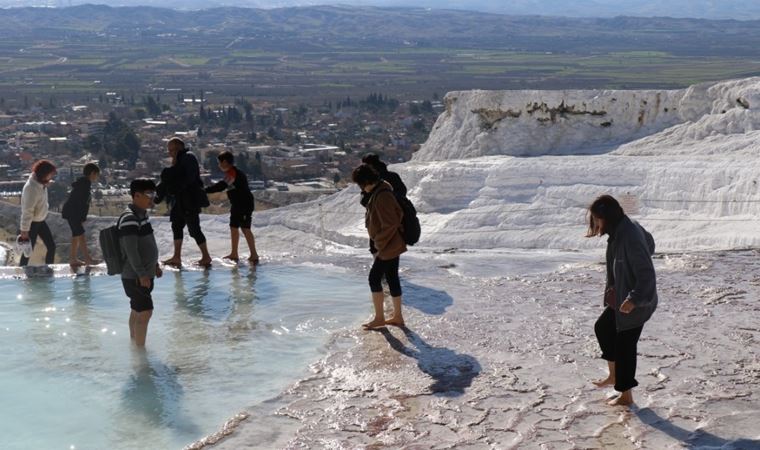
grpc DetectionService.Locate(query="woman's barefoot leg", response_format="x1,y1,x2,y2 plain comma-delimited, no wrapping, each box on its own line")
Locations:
385,295,405,327
362,292,386,329
593,361,616,387
608,389,633,406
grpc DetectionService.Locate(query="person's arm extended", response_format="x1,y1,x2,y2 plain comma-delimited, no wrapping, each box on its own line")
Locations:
205,179,228,194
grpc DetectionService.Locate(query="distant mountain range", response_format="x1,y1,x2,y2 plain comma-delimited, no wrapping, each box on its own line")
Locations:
2,4,759,58
2,0,760,20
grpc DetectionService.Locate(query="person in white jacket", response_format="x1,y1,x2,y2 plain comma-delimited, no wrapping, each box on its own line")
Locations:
19,160,57,266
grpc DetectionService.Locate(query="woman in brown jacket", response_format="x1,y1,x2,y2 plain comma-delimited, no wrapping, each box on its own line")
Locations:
352,164,407,330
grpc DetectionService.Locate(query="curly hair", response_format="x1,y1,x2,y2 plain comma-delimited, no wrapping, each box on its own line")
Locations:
31,160,57,180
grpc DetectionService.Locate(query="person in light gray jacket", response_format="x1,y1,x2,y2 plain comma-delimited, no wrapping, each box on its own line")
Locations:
586,194,657,406
19,160,57,266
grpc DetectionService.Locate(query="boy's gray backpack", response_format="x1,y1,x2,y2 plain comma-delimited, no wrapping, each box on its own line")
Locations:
99,212,129,275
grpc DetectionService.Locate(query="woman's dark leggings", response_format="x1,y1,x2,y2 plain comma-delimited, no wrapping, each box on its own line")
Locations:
170,208,206,245
19,220,56,266
368,256,402,297
594,306,643,392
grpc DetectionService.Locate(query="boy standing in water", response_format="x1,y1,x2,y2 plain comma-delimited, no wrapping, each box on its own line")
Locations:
61,162,100,267
120,179,162,347
205,151,259,264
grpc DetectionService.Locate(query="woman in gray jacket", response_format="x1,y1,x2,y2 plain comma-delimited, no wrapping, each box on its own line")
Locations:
587,195,657,406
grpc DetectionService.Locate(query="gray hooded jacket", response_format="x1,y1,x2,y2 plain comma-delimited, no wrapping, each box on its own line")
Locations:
606,216,658,332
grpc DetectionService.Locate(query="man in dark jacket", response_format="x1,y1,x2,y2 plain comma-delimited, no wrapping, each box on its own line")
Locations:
160,138,212,267
61,162,100,266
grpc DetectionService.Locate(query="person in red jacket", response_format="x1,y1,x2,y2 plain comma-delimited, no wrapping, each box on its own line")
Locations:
352,163,407,330
205,151,259,264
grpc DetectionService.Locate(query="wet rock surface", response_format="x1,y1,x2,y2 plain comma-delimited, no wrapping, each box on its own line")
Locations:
214,250,760,449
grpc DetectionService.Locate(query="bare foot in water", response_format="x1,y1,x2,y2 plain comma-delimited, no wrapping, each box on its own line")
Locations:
69,259,83,267
222,254,239,262
385,317,405,327
607,391,633,406
362,319,386,330
196,257,212,267
248,255,260,265
163,257,182,267
593,376,615,388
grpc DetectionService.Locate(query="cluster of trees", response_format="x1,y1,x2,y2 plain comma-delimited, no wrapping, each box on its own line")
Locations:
335,93,400,112
409,100,434,115
83,112,141,169
199,105,245,126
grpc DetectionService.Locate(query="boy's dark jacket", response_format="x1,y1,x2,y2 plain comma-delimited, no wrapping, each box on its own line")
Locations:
61,177,91,222
205,166,254,211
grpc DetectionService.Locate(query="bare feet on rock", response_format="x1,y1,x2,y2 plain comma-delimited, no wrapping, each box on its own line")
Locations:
607,391,633,406
593,376,615,388
362,319,386,330
384,317,405,328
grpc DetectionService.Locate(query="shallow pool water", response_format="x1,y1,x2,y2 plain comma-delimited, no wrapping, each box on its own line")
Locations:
0,264,367,450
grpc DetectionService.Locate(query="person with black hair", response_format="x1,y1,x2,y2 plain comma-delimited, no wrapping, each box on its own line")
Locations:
160,138,212,267
352,163,407,330
62,162,100,267
586,194,657,406
205,151,259,264
19,159,57,266
360,153,407,207
120,178,162,347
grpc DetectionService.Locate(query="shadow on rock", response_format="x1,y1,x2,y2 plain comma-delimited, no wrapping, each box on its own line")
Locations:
636,407,760,449
401,281,454,315
380,327,480,397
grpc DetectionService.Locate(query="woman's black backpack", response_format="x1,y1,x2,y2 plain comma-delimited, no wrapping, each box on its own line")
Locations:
398,196,421,246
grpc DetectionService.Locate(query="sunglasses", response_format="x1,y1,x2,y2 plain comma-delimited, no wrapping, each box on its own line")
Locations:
137,191,156,200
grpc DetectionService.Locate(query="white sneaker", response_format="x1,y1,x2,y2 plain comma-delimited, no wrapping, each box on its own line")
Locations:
16,236,32,258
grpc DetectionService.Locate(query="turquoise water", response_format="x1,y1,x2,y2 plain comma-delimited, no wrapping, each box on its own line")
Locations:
0,265,367,450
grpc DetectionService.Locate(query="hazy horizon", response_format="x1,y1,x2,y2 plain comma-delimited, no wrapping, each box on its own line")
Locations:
2,0,760,20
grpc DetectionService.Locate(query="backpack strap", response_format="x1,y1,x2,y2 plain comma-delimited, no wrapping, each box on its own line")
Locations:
116,210,143,234
116,211,131,229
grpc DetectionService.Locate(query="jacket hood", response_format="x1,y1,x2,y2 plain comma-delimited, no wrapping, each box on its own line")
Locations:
615,216,655,255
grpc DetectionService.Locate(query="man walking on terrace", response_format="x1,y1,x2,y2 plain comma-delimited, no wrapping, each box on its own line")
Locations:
160,137,212,267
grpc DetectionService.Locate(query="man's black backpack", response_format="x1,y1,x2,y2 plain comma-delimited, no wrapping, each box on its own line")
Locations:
398,196,421,246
